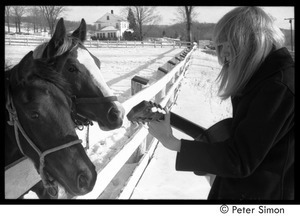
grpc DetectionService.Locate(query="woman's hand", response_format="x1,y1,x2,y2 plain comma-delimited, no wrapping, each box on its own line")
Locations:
148,109,181,152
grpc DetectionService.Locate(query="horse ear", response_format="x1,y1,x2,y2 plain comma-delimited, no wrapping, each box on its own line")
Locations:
45,18,66,58
18,51,34,75
71,19,86,42
11,51,34,85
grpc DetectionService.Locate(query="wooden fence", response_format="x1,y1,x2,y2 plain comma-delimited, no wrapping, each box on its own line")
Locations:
5,44,197,199
5,37,192,48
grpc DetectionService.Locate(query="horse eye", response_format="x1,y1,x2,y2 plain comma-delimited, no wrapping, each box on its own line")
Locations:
31,112,39,119
68,65,77,73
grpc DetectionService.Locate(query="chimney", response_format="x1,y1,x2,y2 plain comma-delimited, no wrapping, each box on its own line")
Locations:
111,10,113,14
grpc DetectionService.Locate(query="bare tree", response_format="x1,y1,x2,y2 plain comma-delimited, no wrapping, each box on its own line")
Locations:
175,6,198,42
39,6,66,35
123,6,161,41
5,6,12,33
11,6,27,33
27,6,43,33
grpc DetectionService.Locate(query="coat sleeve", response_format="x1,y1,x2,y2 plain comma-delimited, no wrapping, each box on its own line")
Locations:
176,80,294,178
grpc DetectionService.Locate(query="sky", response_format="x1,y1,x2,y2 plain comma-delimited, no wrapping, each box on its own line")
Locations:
62,6,294,30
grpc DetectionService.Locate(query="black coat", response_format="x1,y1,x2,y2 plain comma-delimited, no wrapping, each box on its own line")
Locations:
175,47,294,200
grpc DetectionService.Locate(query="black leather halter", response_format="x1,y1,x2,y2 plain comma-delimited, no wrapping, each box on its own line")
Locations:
70,95,118,129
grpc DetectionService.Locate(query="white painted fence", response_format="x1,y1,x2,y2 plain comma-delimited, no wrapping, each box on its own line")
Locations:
5,37,192,48
5,44,197,199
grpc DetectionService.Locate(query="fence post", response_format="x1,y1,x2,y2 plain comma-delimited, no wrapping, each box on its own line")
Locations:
167,59,177,72
131,75,149,96
126,40,127,48
134,40,136,48
127,76,150,163
26,38,28,46
156,67,168,102
9,37,11,45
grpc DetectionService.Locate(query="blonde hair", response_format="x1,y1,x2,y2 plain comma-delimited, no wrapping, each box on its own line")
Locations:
213,6,285,99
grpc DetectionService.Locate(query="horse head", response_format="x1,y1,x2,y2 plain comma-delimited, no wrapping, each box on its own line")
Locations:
6,51,97,196
33,18,125,131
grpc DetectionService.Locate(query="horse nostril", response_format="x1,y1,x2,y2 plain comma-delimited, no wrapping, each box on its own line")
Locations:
78,173,89,190
107,107,120,123
76,168,96,194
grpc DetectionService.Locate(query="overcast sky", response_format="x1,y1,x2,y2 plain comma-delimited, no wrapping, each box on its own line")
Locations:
62,6,294,30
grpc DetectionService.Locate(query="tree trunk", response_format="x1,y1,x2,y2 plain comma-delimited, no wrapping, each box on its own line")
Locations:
7,21,10,33
185,6,192,42
139,22,143,41
186,24,191,42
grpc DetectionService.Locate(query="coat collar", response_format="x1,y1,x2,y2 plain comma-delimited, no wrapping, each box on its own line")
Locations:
239,47,294,96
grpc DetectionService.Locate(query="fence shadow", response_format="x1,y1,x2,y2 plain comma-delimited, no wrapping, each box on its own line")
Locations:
106,48,182,102
106,48,180,86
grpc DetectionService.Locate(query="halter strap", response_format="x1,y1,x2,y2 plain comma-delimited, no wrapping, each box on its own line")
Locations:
70,95,118,130
39,140,82,187
73,95,118,104
6,88,82,188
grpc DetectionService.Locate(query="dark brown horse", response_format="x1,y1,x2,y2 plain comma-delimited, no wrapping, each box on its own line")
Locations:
5,51,97,198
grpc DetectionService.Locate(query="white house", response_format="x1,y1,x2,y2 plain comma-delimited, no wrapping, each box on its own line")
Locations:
94,10,130,40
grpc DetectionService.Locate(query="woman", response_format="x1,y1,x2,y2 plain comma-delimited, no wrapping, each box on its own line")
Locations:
148,7,294,200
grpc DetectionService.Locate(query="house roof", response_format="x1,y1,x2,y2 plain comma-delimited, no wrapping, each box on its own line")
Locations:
95,12,127,23
99,26,118,31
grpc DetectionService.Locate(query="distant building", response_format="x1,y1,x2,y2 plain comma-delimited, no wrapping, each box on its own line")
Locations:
94,10,130,40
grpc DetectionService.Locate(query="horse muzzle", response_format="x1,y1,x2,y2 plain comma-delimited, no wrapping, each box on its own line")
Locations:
77,167,97,194
106,103,124,127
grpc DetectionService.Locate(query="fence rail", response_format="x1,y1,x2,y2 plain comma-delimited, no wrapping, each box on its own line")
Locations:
5,44,197,199
5,37,192,48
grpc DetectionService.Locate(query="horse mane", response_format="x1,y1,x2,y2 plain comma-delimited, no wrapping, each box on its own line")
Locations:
29,35,86,95
32,43,48,59
31,35,84,95
33,35,82,59
7,58,71,96
33,59,72,96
